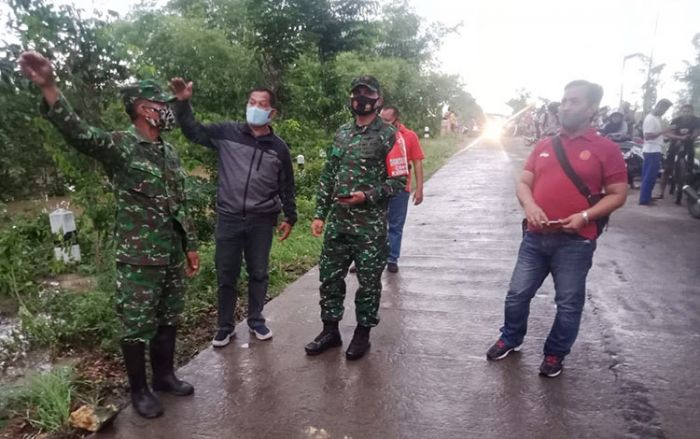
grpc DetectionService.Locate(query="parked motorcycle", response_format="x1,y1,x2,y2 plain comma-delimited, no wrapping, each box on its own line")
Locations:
611,136,643,188
681,141,700,219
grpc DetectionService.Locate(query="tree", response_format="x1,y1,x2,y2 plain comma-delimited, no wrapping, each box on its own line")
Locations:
678,33,700,110
506,88,532,115
1,0,131,262
374,1,460,64
243,0,376,95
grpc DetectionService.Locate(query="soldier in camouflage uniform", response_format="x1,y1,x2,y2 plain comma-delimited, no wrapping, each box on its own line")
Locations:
305,76,408,360
19,51,200,419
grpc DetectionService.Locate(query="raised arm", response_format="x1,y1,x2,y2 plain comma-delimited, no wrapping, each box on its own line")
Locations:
170,78,232,149
20,51,128,171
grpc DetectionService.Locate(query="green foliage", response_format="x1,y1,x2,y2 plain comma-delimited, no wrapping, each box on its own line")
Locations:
678,33,700,110
375,0,460,63
421,135,465,179
12,367,75,433
0,215,53,301
20,289,120,352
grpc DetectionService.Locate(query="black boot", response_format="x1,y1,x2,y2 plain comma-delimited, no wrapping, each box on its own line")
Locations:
121,340,163,419
305,320,342,355
345,325,371,361
150,325,194,396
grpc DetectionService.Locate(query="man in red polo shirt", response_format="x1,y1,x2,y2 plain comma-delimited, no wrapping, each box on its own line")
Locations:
486,80,628,378
380,105,425,273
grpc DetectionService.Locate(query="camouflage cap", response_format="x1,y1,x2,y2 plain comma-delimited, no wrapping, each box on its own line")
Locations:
120,79,175,110
350,75,381,94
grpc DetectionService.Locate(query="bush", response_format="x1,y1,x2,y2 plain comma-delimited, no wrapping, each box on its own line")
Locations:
20,289,120,353
0,214,54,301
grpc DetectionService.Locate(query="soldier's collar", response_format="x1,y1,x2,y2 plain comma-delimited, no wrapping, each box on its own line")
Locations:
354,115,383,133
128,125,163,145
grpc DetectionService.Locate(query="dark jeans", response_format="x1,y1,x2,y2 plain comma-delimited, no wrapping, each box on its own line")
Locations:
639,152,662,204
500,232,596,357
215,214,275,332
388,190,411,264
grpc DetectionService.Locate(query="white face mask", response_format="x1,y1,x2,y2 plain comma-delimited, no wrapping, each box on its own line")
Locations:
246,106,272,126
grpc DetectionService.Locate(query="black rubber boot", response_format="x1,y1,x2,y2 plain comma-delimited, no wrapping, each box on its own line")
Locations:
150,326,194,396
345,325,371,361
121,340,163,419
305,320,342,355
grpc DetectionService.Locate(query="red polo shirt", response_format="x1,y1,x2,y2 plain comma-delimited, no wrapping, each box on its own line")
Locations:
397,123,425,192
524,128,627,240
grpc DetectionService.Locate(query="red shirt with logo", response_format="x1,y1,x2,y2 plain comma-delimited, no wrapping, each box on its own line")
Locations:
397,123,425,192
524,129,627,240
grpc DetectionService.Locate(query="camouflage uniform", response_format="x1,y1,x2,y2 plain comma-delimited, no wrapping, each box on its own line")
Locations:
41,80,196,342
315,95,407,327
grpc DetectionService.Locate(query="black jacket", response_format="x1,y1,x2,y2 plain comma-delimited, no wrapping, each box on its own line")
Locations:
174,101,297,225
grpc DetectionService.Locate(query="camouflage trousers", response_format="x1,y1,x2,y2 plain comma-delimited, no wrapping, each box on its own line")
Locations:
319,232,388,327
115,252,186,342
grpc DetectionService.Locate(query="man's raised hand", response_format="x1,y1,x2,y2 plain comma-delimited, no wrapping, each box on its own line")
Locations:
18,51,55,88
169,77,194,101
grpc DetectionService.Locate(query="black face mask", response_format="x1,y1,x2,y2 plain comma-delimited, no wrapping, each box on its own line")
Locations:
350,95,379,116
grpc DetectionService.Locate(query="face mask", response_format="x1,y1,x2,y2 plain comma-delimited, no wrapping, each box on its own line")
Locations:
246,106,272,126
145,105,176,132
350,95,379,116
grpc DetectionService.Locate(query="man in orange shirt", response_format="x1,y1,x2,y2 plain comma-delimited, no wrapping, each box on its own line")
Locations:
380,105,425,273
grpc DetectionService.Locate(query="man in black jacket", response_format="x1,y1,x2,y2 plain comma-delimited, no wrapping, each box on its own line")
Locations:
170,78,297,347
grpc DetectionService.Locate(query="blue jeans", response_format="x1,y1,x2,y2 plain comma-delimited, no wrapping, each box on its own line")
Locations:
500,232,596,357
387,190,411,264
639,152,662,204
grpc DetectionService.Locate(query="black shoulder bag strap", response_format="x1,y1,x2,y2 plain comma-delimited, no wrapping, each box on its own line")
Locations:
551,136,592,200
551,136,608,235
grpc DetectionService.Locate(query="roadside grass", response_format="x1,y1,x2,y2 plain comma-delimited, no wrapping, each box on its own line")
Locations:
4,367,75,433
422,134,468,179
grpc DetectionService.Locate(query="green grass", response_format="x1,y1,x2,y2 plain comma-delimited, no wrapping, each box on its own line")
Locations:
421,134,467,180
11,367,75,433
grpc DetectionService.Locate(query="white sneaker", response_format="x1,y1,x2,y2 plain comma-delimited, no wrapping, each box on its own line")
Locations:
249,324,273,341
212,329,234,347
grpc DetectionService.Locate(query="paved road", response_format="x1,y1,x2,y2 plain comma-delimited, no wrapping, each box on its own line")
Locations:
97,138,700,439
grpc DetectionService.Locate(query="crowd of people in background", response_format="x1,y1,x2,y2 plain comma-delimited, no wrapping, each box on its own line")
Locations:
509,99,700,209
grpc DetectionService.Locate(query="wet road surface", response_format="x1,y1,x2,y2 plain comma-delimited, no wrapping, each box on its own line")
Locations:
97,138,700,439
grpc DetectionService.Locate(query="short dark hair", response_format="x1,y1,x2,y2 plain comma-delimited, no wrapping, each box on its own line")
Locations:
249,87,277,108
656,98,672,108
564,80,604,107
382,105,400,118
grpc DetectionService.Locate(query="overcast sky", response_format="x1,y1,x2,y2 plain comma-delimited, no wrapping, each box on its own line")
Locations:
412,0,700,113
2,0,699,114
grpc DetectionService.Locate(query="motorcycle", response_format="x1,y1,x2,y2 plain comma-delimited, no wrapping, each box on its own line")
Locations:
609,134,643,188
681,141,700,219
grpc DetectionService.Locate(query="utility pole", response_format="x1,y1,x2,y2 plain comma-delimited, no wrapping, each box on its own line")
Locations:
643,11,660,115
